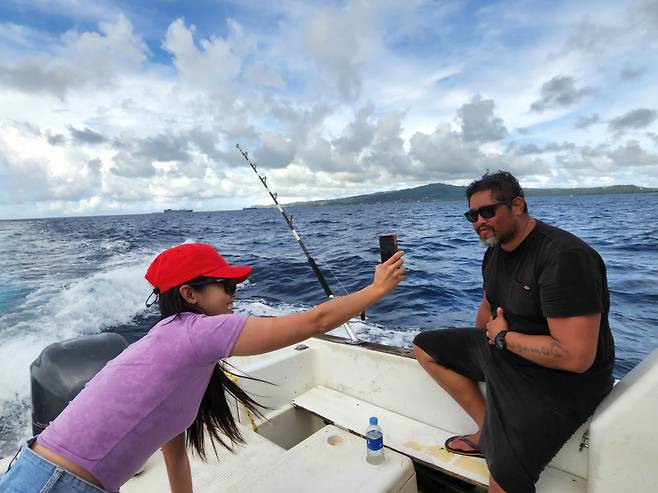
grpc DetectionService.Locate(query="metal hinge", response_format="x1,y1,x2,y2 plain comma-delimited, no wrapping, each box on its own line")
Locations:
579,430,590,452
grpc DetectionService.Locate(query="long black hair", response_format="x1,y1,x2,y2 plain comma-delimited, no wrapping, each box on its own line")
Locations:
158,276,265,460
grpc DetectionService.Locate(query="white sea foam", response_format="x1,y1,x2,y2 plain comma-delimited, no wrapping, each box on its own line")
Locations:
235,299,421,348
0,274,417,457
0,251,156,456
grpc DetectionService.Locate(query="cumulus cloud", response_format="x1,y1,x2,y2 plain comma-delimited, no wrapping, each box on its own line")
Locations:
108,132,200,178
555,140,658,173
254,132,296,169
110,148,156,178
267,100,332,144
409,124,484,178
333,103,376,154
0,125,104,205
458,95,507,143
361,111,410,173
530,76,589,112
608,140,658,167
0,61,77,99
303,4,372,101
573,113,600,129
408,123,546,181
1,1,658,219
631,0,658,35
291,107,406,175
243,65,284,88
0,15,147,99
137,134,191,163
163,18,242,89
556,145,614,172
69,126,107,145
509,142,576,155
46,132,66,146
561,20,620,55
608,108,657,132
620,67,646,80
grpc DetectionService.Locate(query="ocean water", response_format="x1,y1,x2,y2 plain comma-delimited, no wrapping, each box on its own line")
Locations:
1,193,657,457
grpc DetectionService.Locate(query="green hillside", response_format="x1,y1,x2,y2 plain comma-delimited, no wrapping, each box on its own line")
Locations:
289,184,657,207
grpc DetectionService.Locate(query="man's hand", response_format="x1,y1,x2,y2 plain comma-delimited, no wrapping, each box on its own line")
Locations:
485,307,508,345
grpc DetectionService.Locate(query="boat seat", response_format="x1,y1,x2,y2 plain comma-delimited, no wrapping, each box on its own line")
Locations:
235,425,417,492
122,420,416,492
292,385,586,493
122,423,287,492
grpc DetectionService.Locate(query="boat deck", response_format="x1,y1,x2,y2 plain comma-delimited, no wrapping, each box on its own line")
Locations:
4,334,657,492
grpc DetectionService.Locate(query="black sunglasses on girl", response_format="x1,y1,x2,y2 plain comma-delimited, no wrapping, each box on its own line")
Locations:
188,278,238,295
464,199,511,223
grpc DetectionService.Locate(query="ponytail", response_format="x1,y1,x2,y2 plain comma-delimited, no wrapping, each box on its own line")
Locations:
157,278,266,459
186,362,264,459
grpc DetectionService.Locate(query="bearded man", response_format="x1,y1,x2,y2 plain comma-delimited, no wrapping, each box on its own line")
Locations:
412,171,615,493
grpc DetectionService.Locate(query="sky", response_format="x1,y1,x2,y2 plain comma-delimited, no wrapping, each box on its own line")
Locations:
0,0,657,219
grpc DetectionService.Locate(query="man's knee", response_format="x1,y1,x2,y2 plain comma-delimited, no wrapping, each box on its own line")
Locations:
411,341,433,366
488,474,506,493
412,332,431,355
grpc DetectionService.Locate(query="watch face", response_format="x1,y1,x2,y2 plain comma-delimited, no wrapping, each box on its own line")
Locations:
495,331,506,350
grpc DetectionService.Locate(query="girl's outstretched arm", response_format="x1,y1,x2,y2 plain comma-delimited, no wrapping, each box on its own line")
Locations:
231,251,405,356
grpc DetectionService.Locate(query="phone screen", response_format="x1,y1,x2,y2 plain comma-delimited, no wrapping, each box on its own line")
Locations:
379,233,398,263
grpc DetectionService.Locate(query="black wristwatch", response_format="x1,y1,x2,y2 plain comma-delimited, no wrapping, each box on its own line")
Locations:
494,330,509,351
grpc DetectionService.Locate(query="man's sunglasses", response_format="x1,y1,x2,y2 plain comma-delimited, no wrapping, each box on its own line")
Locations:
464,199,511,223
188,278,238,295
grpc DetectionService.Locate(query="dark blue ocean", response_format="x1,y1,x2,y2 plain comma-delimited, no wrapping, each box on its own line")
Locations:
1,193,657,456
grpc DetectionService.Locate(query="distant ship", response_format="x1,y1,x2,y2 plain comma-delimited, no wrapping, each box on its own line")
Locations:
163,208,193,213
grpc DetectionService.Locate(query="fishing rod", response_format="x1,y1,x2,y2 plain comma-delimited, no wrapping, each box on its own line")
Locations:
236,144,361,344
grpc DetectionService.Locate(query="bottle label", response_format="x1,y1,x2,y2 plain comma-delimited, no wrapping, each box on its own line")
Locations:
367,435,383,451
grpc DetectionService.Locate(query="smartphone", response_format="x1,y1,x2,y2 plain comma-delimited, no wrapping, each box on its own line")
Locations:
379,233,398,263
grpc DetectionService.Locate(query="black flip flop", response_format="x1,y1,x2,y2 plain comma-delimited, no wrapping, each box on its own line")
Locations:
444,435,485,458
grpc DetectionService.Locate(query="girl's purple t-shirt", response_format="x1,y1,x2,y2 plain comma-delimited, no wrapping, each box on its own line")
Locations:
37,312,249,492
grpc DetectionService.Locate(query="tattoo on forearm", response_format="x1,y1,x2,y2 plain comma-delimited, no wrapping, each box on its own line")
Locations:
549,341,565,359
511,343,542,356
511,340,565,360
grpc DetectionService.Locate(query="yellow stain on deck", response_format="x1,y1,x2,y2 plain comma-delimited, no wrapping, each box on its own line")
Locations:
403,441,424,452
402,441,452,462
427,445,453,462
454,456,490,477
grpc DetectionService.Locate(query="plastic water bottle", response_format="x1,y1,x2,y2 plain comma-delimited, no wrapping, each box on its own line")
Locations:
366,416,385,464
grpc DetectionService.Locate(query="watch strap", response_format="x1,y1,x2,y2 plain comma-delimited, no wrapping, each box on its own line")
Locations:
495,330,509,350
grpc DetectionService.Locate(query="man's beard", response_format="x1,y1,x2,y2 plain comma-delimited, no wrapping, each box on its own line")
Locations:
478,226,515,248
480,235,500,248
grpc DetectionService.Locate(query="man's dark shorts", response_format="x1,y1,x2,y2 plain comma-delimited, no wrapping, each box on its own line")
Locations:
413,328,596,493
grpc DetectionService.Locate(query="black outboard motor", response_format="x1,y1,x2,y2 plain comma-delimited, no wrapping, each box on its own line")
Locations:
30,332,128,435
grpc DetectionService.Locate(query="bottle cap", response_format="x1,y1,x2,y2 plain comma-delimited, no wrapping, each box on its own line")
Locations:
369,416,378,425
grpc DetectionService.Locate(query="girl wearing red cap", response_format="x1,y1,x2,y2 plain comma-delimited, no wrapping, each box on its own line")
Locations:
1,243,405,493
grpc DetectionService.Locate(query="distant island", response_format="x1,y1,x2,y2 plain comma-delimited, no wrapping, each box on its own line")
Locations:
284,183,658,207
164,208,193,213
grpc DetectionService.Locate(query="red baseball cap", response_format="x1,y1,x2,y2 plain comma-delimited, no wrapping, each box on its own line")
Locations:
145,243,252,294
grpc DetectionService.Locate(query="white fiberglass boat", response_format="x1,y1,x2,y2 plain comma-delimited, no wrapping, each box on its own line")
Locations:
2,334,657,492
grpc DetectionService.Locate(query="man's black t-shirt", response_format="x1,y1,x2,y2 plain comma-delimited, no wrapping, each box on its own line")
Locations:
482,220,615,395
414,219,615,490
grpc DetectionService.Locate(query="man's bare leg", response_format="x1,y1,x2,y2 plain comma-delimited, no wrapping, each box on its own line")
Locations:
412,344,486,449
488,474,505,492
